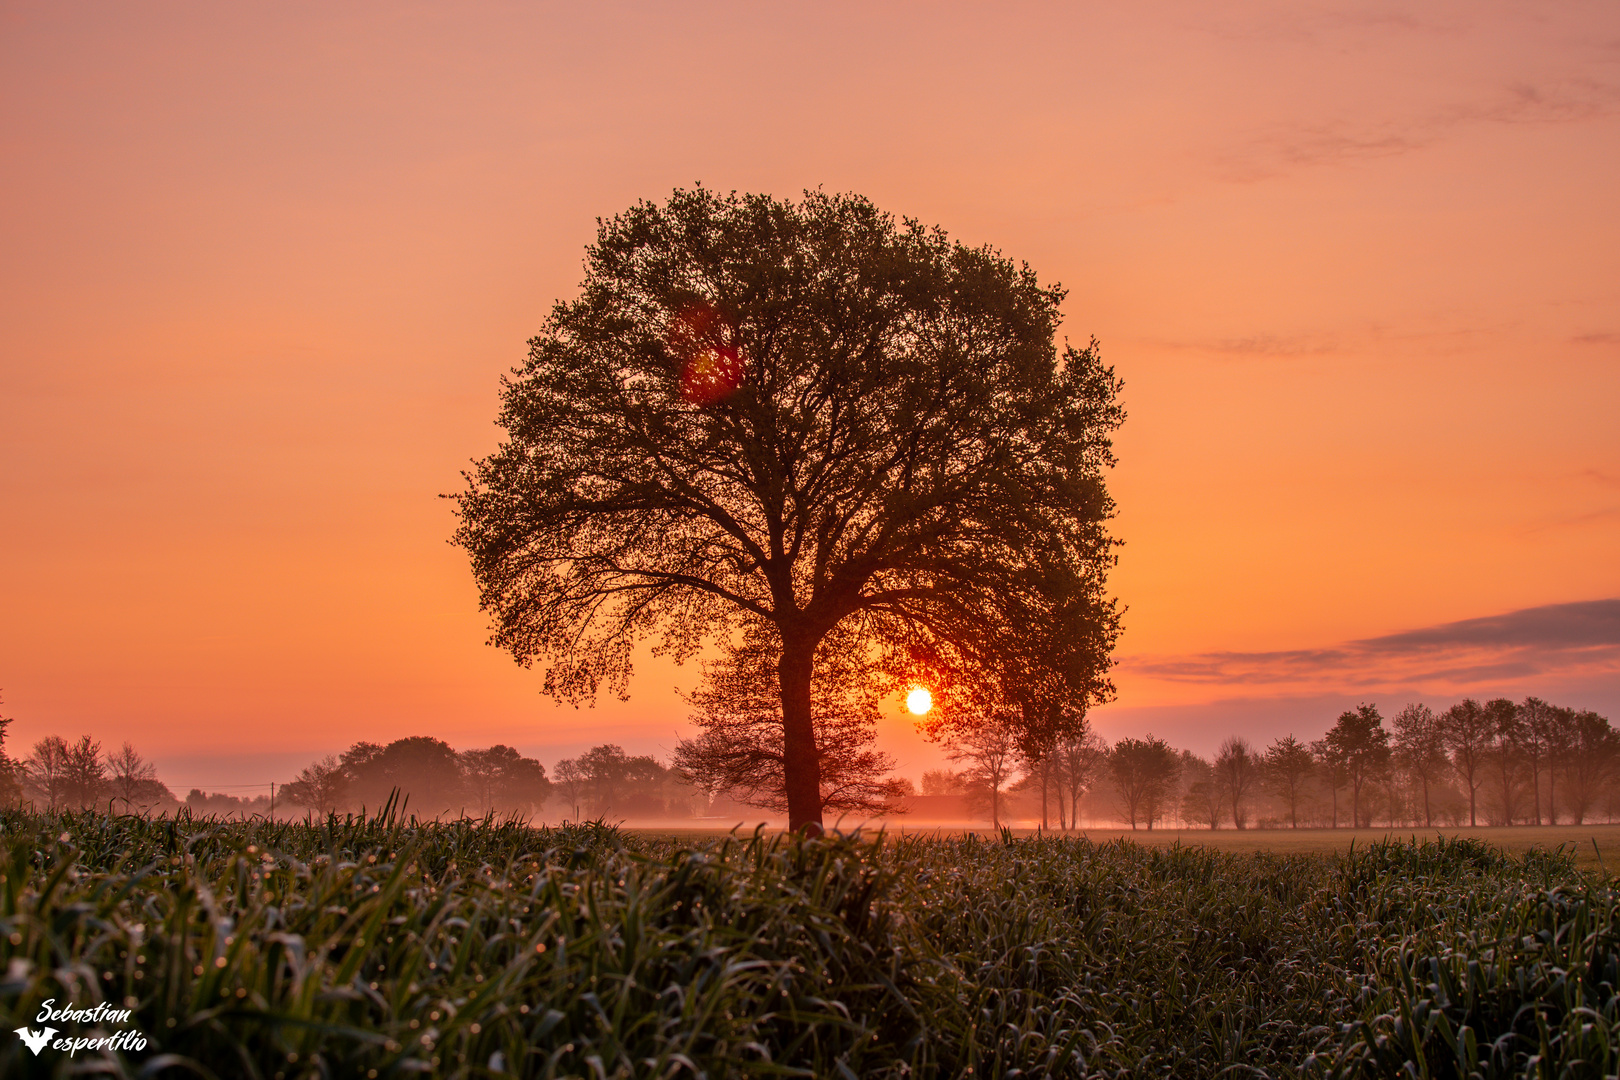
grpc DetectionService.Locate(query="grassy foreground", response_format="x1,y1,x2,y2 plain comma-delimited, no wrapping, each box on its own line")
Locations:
3,812,1620,1078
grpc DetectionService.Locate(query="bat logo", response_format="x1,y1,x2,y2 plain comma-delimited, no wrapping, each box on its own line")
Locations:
15,1026,56,1054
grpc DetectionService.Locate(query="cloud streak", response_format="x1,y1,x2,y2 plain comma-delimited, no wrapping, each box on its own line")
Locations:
1219,78,1620,182
1123,599,1620,692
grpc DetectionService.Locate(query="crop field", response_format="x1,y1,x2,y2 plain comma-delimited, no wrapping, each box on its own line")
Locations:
878,824,1620,873
4,811,1620,1078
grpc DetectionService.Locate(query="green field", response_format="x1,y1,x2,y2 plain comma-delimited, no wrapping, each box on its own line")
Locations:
4,810,1620,1078
883,823,1620,872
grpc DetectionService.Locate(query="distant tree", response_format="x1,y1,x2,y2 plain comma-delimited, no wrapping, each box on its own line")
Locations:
1309,737,1346,827
342,737,466,816
673,619,903,817
1516,697,1559,825
576,744,632,817
450,188,1125,832
563,744,686,820
1544,705,1580,824
1561,710,1620,824
57,735,107,809
1052,730,1109,831
1441,698,1493,826
460,745,551,817
1319,705,1390,828
1214,736,1259,829
23,735,72,810
185,790,268,817
105,742,171,813
1261,735,1314,828
1110,735,1180,830
551,758,587,820
1484,697,1524,825
948,714,1022,828
0,693,21,806
919,769,964,796
283,755,350,815
1391,704,1447,827
1178,753,1222,829
999,699,1093,832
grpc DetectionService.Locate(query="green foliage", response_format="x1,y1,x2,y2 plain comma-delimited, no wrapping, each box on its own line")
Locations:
1,811,1616,1078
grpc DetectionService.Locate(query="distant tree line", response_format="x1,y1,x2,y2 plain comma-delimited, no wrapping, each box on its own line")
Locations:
5,690,1616,829
934,696,1620,830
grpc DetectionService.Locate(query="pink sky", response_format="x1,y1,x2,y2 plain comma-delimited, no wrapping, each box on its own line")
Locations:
3,1,1617,794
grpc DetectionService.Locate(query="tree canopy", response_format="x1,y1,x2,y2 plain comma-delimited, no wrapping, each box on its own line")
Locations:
452,187,1124,830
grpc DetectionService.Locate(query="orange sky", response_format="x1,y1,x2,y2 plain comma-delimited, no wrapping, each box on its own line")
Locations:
3,1,1618,794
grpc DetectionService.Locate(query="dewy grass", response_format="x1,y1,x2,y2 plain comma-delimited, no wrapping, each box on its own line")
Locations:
1,809,1617,1078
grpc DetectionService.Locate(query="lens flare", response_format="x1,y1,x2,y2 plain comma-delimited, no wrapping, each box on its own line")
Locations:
669,302,744,406
679,346,743,405
905,686,933,715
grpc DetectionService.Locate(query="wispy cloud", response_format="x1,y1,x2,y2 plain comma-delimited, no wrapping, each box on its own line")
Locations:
1122,599,1620,693
1218,78,1620,182
1572,332,1620,346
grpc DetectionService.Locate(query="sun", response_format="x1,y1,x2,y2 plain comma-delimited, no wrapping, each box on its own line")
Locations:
905,686,933,715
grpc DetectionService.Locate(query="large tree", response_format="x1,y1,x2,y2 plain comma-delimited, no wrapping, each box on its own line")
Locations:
452,188,1125,830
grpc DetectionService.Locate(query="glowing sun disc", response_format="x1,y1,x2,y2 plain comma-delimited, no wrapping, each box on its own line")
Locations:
905,687,933,715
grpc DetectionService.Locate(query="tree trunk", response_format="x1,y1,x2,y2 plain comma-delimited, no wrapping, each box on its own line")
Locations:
1531,759,1542,825
1040,760,1049,831
778,638,823,833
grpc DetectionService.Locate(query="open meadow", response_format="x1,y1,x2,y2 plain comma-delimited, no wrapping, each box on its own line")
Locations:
5,809,1620,1078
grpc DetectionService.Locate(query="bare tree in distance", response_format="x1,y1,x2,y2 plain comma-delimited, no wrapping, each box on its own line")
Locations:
1214,736,1259,830
23,735,72,810
1391,704,1447,828
1179,753,1222,830
1053,730,1108,831
1110,735,1180,831
64,736,106,808
283,755,349,816
1516,697,1558,826
552,759,587,821
1484,697,1524,825
450,188,1125,832
105,742,168,814
1262,735,1314,828
947,714,1022,828
1310,736,1346,828
1442,698,1492,827
1543,704,1580,825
